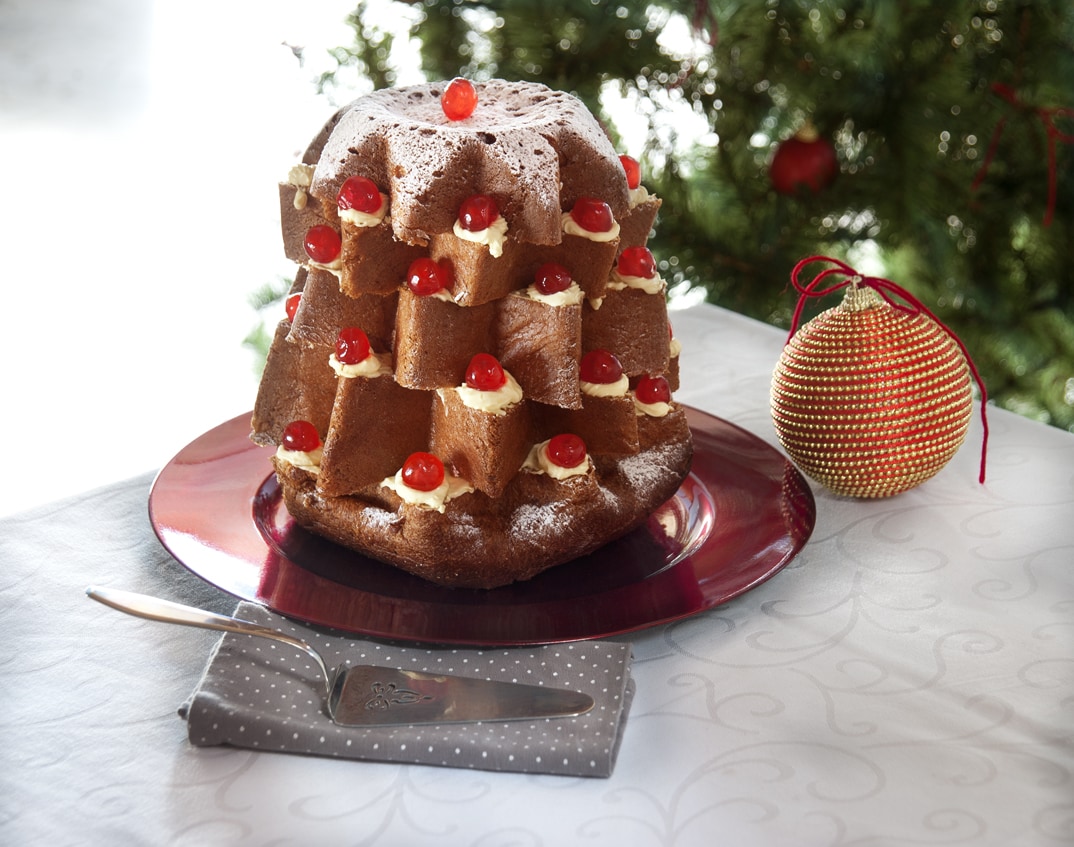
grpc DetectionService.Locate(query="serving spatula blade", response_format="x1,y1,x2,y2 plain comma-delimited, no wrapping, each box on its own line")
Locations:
329,665,594,726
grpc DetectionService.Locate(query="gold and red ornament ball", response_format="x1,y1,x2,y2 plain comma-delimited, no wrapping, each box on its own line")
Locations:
770,257,989,498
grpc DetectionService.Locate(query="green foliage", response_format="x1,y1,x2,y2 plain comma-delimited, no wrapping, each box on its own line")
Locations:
314,0,1074,429
412,0,681,117
322,1,401,92
243,276,293,373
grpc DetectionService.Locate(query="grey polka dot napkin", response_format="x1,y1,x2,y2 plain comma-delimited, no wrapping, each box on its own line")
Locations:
180,602,634,777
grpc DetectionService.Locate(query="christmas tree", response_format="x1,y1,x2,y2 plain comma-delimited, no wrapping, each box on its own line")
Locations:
261,0,1074,430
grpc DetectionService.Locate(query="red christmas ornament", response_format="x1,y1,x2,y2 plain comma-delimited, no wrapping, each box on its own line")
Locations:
771,256,989,498
770,125,838,196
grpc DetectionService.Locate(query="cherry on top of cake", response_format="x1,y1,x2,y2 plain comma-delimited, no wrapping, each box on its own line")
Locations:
308,80,632,249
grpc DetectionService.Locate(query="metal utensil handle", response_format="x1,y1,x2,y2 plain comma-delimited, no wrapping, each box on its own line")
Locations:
85,586,331,693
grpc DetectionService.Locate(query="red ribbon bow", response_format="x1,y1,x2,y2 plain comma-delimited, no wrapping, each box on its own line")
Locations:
788,255,990,484
971,82,1074,227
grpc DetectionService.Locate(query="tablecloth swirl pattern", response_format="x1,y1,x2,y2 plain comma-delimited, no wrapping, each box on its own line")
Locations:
180,602,634,777
3,304,1072,847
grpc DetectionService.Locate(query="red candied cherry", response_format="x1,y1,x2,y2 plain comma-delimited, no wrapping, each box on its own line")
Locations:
569,197,614,233
441,77,478,121
617,246,656,279
337,175,382,213
303,225,342,264
635,374,671,405
401,452,445,492
285,292,302,322
335,326,371,364
619,154,641,189
579,349,623,384
546,433,587,469
533,262,572,295
465,353,507,391
282,420,320,453
457,194,500,232
406,257,452,295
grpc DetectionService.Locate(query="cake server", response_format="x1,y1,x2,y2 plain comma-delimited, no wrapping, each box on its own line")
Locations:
85,587,594,726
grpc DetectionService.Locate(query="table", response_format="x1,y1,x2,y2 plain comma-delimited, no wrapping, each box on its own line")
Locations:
2,303,1071,846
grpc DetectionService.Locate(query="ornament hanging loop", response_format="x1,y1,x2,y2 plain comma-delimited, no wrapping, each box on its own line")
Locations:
786,255,990,484
842,275,882,312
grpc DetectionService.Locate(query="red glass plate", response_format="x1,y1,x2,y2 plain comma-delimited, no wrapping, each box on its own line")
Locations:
149,407,815,645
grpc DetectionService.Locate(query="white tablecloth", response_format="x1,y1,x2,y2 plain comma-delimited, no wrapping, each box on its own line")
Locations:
2,303,1071,847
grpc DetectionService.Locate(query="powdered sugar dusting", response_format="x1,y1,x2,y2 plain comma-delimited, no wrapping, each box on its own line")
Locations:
310,80,629,246
356,503,397,530
616,441,684,490
508,485,620,544
509,501,564,542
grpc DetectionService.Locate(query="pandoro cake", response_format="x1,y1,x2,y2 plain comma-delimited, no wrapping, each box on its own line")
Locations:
251,79,691,589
